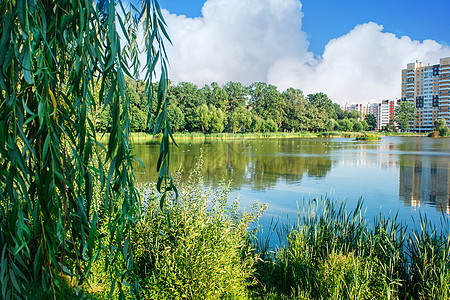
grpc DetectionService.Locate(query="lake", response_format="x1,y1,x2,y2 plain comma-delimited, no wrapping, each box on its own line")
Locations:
134,136,450,230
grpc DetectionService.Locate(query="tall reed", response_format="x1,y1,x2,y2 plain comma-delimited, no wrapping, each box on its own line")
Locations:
253,198,450,299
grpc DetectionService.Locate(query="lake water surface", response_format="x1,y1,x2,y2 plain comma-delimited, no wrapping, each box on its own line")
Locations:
134,136,450,229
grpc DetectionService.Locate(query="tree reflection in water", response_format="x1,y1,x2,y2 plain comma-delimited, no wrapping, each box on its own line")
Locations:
133,138,333,190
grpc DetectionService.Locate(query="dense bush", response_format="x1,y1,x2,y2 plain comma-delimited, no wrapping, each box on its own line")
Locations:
132,159,265,299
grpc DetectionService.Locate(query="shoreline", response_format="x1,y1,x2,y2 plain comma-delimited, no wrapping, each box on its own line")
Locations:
98,131,429,144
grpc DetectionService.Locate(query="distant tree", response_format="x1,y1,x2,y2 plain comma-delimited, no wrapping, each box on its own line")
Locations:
209,105,225,133
353,121,363,132
307,93,333,131
394,101,417,132
264,118,278,132
168,103,186,132
203,82,229,111
325,119,337,131
250,82,285,128
307,93,337,120
251,114,265,132
332,103,345,120
171,82,206,131
434,119,449,137
361,120,369,131
339,119,353,132
226,107,252,133
223,81,249,112
193,104,211,132
364,114,377,130
281,88,308,132
346,110,362,120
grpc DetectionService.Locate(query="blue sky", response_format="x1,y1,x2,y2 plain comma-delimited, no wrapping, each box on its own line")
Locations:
156,0,450,103
159,0,449,56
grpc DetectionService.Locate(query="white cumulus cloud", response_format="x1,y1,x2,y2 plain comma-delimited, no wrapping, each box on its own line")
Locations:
162,0,450,104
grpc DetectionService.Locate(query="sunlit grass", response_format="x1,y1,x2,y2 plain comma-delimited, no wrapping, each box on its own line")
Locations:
252,198,450,299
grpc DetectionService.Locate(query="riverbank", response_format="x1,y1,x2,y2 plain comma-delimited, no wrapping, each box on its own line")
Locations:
98,131,427,144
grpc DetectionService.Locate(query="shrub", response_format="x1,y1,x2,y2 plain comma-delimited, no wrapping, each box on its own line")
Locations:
132,158,265,299
355,134,380,141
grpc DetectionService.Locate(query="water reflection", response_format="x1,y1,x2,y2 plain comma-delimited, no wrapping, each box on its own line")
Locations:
134,137,450,218
400,160,450,214
134,139,333,190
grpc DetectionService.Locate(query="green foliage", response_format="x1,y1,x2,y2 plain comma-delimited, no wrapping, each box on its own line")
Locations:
253,198,450,299
355,134,381,141
345,110,362,120
133,159,265,299
251,114,265,132
394,101,417,132
167,103,186,132
338,118,353,132
0,0,171,298
352,120,364,132
113,79,375,135
223,81,249,112
208,105,226,133
264,118,278,132
193,103,211,132
438,126,449,137
250,82,285,128
361,120,369,131
364,113,377,130
203,82,229,111
227,107,252,133
281,88,308,132
325,119,337,131
430,119,449,137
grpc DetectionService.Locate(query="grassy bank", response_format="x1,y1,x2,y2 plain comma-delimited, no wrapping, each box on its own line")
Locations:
96,131,433,144
81,159,450,299
98,131,385,144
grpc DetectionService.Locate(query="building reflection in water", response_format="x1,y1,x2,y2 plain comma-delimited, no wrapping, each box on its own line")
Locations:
399,159,450,214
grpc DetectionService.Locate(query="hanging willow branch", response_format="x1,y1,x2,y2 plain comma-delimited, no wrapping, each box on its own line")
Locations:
0,0,172,298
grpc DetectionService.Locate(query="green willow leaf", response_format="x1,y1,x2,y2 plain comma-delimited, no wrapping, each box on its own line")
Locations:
0,0,172,298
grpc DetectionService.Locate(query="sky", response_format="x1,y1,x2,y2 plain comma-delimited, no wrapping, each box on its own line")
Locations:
156,0,450,104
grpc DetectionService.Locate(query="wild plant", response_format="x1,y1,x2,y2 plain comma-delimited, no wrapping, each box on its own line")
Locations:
132,157,265,299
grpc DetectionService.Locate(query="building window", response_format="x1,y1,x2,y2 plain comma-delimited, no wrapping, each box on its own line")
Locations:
433,65,440,76
416,96,424,108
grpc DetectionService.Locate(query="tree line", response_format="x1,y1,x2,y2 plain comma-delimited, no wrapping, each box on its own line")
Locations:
97,79,377,134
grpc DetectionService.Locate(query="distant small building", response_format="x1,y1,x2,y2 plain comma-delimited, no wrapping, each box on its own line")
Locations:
343,100,396,131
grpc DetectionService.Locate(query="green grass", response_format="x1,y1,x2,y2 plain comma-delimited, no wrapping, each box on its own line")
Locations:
97,131,430,145
98,131,319,144
172,131,317,139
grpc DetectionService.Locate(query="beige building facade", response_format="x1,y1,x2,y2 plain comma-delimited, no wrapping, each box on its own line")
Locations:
401,57,450,132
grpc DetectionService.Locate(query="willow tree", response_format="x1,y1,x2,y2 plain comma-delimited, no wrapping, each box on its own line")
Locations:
0,0,173,298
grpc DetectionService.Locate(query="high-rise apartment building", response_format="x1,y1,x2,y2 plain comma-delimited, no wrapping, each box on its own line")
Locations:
377,100,396,130
401,57,450,132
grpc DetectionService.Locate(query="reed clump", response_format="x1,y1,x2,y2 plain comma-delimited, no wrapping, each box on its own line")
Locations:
253,198,450,299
